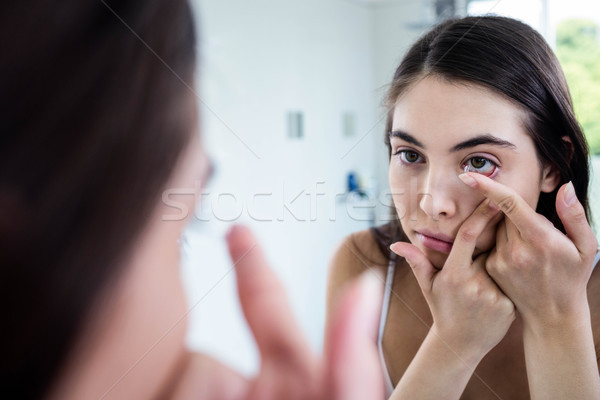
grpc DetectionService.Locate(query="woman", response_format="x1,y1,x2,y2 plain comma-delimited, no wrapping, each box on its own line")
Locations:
326,16,600,399
0,1,384,399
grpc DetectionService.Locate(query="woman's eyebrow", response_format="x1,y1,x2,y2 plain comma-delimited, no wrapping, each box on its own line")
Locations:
388,130,425,148
450,134,517,152
389,130,517,152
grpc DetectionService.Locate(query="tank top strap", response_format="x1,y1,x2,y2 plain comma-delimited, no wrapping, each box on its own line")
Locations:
378,256,397,397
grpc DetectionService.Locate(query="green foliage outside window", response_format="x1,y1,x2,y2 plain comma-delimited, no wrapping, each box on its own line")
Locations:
556,19,600,155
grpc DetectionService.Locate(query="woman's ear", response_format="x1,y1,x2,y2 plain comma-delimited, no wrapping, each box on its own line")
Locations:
540,165,560,193
540,136,572,193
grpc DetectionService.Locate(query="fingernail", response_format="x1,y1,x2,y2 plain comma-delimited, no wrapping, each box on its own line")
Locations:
564,181,576,206
459,173,477,188
488,200,499,212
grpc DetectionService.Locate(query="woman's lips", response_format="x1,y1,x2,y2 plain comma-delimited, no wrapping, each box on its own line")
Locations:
415,230,454,253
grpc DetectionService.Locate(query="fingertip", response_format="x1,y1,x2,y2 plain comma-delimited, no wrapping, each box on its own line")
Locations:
390,242,429,274
390,242,413,263
554,182,599,259
459,172,478,188
390,241,411,254
225,224,250,243
389,241,402,256
556,181,585,220
226,224,258,261
391,242,436,293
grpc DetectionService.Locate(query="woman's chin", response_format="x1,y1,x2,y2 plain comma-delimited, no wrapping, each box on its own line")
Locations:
424,243,493,270
431,257,447,270
417,247,448,270
406,231,495,270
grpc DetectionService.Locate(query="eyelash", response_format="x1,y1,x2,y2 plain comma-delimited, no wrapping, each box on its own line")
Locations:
393,149,500,178
395,149,423,164
462,156,498,177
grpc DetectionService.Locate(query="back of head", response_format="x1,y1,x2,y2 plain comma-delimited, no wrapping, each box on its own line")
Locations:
0,1,196,398
384,15,591,234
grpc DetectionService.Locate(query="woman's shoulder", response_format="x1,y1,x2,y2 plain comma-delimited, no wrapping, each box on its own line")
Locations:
586,252,600,359
326,227,392,302
330,228,390,273
588,252,600,298
326,227,391,322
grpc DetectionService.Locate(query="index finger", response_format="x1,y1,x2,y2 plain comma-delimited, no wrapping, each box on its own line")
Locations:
226,225,313,367
459,172,545,240
325,272,384,400
446,198,501,268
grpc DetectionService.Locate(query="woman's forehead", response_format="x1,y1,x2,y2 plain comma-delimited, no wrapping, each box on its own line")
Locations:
391,76,531,149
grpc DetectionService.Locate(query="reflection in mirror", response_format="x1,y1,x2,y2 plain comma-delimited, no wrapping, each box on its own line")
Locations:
182,1,600,396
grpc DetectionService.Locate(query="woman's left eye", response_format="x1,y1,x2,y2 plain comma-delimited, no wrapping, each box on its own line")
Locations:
462,157,498,176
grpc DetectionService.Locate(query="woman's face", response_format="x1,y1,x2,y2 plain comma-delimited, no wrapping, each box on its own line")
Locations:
389,76,557,269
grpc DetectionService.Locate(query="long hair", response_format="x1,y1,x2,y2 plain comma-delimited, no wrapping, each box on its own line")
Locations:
373,16,591,258
0,1,196,398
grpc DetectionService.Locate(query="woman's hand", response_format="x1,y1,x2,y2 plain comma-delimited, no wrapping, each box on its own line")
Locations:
392,199,514,363
389,200,514,400
459,173,600,399
169,225,385,400
459,174,598,329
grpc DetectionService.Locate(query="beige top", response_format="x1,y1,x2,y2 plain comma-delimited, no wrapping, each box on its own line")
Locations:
326,229,600,400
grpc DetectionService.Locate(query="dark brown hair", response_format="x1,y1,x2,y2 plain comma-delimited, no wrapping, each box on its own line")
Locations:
0,1,196,398
373,16,591,258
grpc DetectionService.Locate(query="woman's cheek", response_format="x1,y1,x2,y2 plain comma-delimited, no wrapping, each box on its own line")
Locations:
388,193,407,222
389,167,418,209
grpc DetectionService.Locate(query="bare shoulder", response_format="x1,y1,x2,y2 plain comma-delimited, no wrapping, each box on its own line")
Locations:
332,228,388,267
325,228,389,324
587,255,600,360
588,256,600,302
328,229,389,285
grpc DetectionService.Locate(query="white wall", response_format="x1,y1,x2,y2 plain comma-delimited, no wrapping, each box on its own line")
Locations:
371,0,432,223
181,0,423,376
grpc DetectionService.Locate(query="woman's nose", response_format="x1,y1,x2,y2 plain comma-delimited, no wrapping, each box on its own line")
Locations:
418,170,458,219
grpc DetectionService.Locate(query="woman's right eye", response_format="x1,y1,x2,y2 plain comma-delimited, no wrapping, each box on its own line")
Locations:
396,150,423,164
